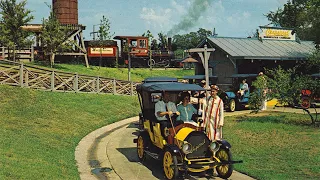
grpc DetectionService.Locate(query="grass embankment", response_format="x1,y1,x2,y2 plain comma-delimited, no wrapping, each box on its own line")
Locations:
30,63,194,82
225,112,320,179
0,85,139,179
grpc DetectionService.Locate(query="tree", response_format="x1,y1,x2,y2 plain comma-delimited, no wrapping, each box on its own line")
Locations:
266,0,320,44
142,30,154,69
249,73,269,112
41,6,73,67
0,0,34,61
158,32,168,50
98,15,114,40
171,28,212,58
96,15,115,67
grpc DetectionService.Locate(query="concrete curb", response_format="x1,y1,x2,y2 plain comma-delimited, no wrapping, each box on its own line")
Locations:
75,116,139,180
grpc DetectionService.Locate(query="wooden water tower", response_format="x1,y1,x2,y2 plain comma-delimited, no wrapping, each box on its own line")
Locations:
51,0,89,67
52,0,78,25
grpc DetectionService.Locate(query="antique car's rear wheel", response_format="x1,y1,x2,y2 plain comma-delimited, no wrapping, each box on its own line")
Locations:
137,135,147,162
228,99,236,112
216,148,233,179
163,150,179,180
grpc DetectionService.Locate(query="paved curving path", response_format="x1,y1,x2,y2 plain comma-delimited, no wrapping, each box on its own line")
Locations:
75,107,319,180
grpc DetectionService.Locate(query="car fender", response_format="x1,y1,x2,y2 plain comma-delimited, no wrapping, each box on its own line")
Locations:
164,144,181,155
217,139,232,149
225,91,236,98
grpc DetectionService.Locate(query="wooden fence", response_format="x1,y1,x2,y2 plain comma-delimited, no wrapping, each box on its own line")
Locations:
1,47,34,62
0,59,138,96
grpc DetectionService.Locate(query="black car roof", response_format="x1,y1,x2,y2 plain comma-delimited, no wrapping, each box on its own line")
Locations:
137,81,205,92
142,77,178,83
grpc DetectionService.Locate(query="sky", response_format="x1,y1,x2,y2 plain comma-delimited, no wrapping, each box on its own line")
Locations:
25,0,288,40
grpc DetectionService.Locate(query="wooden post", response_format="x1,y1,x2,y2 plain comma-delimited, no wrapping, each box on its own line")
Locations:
204,45,209,90
1,47,4,59
96,77,100,93
116,46,119,68
130,81,133,96
113,78,116,94
128,51,131,81
51,71,55,91
74,73,78,92
25,70,29,87
19,63,24,87
31,46,34,62
79,31,89,68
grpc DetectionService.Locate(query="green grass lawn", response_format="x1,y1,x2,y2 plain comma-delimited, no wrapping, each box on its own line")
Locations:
28,62,194,82
224,112,320,179
0,85,140,179
1,83,320,179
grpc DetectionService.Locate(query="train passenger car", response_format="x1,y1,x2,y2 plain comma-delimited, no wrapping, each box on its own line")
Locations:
84,40,118,67
85,36,175,67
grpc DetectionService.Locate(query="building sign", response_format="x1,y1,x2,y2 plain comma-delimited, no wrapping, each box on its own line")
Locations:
89,47,114,55
259,27,295,40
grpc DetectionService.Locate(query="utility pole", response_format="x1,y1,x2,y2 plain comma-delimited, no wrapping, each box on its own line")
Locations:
184,45,215,90
128,45,132,81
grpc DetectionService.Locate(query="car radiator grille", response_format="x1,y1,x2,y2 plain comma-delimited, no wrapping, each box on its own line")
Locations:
185,131,211,159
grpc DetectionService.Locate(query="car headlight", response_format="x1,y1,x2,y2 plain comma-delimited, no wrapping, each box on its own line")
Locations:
209,141,220,152
182,142,192,154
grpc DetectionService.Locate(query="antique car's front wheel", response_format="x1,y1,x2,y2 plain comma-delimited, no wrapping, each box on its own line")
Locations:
137,135,147,162
163,150,179,180
216,148,234,179
228,99,236,112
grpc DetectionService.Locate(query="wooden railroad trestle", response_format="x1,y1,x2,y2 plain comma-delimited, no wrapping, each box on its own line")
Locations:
0,60,138,96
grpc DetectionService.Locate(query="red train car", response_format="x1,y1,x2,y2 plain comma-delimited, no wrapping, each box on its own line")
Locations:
85,36,174,67
84,40,118,66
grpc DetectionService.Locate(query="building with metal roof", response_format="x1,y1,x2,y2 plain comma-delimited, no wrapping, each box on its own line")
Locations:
192,34,316,90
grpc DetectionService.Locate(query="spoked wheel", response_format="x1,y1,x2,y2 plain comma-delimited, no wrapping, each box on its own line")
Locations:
216,148,234,179
163,150,179,180
137,135,147,162
228,99,236,112
147,59,155,67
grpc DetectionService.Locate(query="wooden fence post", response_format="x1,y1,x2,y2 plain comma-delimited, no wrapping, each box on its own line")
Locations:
25,69,29,87
19,64,24,87
113,78,116,94
51,71,55,91
96,77,100,93
130,81,133,96
1,47,4,59
31,47,34,62
74,73,78,93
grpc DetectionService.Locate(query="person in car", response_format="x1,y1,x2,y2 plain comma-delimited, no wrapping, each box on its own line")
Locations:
202,85,224,140
238,79,249,97
177,92,198,126
155,92,180,134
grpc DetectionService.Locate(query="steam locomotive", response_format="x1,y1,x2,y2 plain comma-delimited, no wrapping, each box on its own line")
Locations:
84,36,175,67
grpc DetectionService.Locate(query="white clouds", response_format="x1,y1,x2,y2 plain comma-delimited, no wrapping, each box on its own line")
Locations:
226,11,251,25
139,6,173,32
171,0,185,14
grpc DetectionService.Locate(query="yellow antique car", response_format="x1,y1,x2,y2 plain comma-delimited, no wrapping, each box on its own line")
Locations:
133,77,242,179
